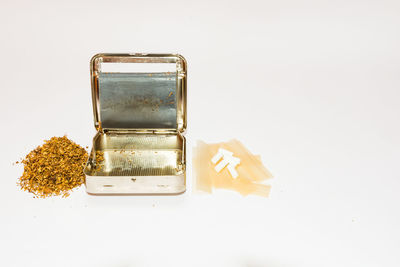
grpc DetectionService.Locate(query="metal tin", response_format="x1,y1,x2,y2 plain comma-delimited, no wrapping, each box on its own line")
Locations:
84,53,187,194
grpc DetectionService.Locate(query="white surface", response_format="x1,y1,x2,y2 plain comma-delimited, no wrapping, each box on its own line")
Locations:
1,0,400,266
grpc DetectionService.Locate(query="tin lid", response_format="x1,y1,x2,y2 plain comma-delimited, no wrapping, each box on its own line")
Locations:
90,53,187,133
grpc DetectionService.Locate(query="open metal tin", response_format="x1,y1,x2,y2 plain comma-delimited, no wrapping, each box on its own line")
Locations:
84,53,187,194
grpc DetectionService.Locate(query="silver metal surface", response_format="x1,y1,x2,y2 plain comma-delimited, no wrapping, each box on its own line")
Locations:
99,73,177,130
90,54,187,133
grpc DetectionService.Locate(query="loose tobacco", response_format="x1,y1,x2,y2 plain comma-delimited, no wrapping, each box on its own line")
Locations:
17,136,88,198
94,151,105,172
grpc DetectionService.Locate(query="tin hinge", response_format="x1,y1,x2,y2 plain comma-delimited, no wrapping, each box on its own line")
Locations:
134,129,178,134
102,129,177,134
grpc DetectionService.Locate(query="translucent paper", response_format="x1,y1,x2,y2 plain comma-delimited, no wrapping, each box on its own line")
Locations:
193,139,273,197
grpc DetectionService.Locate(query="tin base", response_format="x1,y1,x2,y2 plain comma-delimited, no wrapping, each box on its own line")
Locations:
84,132,186,194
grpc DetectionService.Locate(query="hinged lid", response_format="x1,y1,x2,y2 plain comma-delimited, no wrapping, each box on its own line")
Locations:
90,53,187,133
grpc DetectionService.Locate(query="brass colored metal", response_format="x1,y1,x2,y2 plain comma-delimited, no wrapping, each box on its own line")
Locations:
84,54,187,194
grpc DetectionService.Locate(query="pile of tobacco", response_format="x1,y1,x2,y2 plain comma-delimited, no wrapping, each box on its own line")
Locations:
17,136,88,198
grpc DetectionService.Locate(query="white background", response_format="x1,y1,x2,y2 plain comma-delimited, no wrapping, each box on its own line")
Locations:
1,0,399,266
